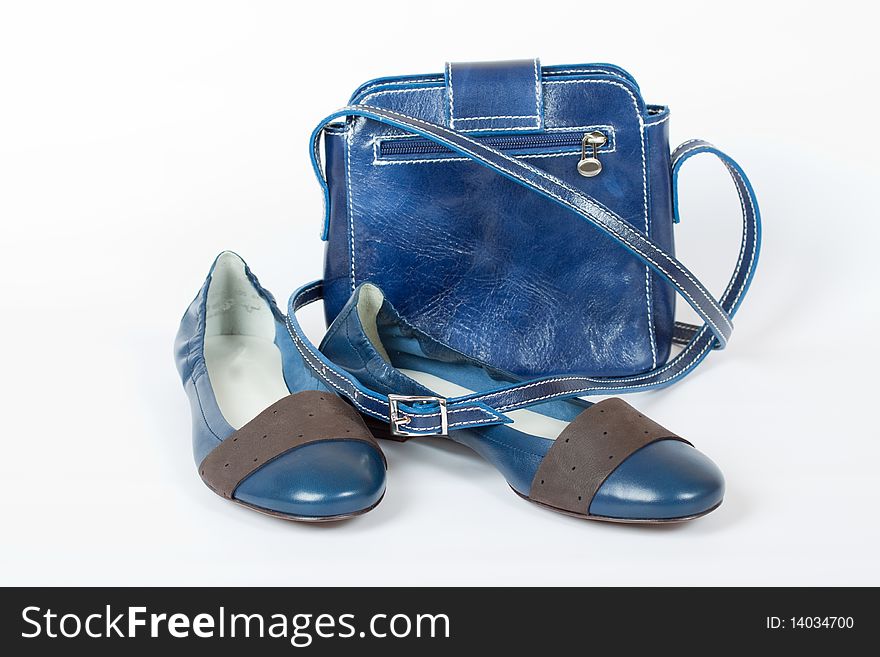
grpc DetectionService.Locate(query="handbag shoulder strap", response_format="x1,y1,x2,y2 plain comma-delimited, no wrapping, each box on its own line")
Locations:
291,108,760,435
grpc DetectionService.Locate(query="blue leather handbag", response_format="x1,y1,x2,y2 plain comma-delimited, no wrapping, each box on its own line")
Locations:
310,58,761,390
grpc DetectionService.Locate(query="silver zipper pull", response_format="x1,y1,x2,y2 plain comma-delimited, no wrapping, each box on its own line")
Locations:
577,131,607,177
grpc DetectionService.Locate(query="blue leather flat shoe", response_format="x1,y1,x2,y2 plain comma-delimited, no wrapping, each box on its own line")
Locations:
174,253,386,521
286,282,723,524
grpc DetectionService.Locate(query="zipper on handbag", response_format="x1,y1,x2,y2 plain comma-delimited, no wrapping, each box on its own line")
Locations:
577,131,608,177
377,129,610,176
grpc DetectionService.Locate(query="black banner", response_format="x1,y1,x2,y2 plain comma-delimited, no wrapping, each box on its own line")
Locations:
0,587,872,653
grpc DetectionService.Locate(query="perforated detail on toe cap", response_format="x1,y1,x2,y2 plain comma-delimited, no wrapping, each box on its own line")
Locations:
529,398,690,514
198,390,382,499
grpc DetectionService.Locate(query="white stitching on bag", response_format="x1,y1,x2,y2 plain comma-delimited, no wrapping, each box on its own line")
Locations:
545,125,613,132
360,87,441,103
371,151,598,166
346,130,356,293
643,144,658,366
645,114,670,127
550,67,627,78
374,127,614,143
447,62,455,125
645,270,657,366
459,125,540,132
455,114,539,121
533,57,541,124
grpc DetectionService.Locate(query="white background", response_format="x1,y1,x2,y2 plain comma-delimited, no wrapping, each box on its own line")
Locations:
2,0,878,586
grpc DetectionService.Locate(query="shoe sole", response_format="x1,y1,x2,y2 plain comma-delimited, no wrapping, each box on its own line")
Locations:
225,491,385,523
511,487,722,524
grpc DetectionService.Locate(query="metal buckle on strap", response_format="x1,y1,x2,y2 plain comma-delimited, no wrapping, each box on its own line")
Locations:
387,395,448,437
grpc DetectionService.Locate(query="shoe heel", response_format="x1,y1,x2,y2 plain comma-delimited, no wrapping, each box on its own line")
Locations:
363,416,415,443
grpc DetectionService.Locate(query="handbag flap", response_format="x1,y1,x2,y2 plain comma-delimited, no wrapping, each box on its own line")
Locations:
446,59,544,132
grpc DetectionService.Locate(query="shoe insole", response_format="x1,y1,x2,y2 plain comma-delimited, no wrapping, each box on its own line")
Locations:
204,335,290,430
399,368,569,440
